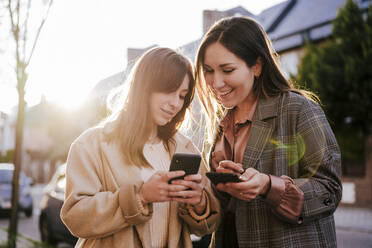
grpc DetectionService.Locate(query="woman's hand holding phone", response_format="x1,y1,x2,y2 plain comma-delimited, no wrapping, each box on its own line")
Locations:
139,153,206,213
169,174,207,214
139,171,189,204
214,161,270,202
216,160,244,174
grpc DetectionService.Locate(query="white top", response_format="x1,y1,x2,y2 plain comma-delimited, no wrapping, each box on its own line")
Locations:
142,141,171,248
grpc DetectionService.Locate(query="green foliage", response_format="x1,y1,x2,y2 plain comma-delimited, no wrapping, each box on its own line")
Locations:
294,0,372,173
0,150,14,163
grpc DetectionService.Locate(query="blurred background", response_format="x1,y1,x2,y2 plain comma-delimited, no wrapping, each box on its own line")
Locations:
0,0,371,247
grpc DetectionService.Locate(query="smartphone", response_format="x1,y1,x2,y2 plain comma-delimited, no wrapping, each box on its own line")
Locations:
168,153,201,183
206,172,241,185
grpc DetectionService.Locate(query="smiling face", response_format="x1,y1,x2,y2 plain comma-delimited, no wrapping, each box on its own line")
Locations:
150,74,190,127
203,42,260,109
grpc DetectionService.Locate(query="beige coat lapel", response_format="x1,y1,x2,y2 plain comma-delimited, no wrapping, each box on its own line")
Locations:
167,136,189,247
99,131,152,246
241,95,280,169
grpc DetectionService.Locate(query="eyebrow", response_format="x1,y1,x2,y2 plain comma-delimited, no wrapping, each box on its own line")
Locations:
219,63,235,67
203,63,235,68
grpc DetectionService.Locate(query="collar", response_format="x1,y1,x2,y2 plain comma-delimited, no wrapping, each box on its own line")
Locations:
253,94,281,121
220,99,258,132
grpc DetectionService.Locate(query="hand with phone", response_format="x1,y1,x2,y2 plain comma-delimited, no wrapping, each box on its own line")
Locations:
206,160,244,185
139,170,190,204
212,160,271,202
167,153,207,213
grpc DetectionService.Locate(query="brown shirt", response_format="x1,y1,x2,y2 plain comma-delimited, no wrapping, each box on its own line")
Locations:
212,101,257,167
211,101,304,224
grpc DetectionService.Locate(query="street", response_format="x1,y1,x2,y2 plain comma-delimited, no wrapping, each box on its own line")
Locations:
337,229,372,248
1,184,372,248
0,184,73,248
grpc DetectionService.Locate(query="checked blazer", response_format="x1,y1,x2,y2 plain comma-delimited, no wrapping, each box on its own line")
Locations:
208,91,342,248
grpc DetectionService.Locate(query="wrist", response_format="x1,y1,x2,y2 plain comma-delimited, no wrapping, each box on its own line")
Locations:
193,191,207,214
260,174,271,196
139,188,148,205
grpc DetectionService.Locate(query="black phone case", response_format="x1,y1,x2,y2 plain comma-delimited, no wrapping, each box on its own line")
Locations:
169,153,201,183
206,172,241,184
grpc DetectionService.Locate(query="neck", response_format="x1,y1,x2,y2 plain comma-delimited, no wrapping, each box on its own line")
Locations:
235,93,256,121
148,127,160,144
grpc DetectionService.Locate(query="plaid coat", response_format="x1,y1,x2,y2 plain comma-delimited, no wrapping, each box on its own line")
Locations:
209,92,342,248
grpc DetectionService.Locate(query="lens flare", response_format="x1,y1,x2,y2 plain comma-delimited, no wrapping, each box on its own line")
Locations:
269,134,305,167
269,131,325,179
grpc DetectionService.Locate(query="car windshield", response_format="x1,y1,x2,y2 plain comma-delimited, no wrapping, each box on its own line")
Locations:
0,170,13,184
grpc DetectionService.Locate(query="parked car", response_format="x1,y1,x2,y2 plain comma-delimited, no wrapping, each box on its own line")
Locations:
0,163,33,217
39,163,77,246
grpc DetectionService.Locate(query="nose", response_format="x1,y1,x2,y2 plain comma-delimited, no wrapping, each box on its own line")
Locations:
169,94,182,109
212,73,225,90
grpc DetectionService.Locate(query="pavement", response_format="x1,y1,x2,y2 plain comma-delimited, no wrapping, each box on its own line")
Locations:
334,206,372,233
1,203,371,247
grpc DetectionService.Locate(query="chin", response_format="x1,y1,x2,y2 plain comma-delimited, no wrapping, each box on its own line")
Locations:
156,118,170,126
221,101,236,109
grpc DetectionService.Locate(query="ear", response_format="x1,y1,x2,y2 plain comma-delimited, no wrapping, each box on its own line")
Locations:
253,57,262,78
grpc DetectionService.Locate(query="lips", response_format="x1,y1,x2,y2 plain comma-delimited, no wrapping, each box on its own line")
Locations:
161,108,176,118
217,89,233,99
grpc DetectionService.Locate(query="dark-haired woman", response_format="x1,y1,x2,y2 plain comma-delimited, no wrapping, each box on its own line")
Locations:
195,16,342,247
61,47,221,248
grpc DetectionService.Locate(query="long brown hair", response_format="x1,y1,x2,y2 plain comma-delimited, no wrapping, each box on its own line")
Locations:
195,16,316,138
106,47,195,167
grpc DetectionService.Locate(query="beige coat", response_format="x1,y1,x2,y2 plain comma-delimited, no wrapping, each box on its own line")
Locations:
60,124,221,248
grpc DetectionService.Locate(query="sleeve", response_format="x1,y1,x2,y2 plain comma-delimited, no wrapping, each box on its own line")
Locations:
291,99,342,224
60,140,153,239
264,175,304,224
177,140,222,236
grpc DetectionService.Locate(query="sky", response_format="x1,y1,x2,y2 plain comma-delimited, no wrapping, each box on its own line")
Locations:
0,0,285,113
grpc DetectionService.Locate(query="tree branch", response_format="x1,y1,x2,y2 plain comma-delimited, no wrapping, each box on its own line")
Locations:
25,0,53,66
22,0,32,63
7,0,16,36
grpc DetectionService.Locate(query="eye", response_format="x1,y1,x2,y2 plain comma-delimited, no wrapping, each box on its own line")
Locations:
223,68,235,73
179,91,188,100
203,67,213,74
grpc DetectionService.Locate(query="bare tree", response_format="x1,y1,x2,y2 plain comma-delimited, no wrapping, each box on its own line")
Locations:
6,0,53,247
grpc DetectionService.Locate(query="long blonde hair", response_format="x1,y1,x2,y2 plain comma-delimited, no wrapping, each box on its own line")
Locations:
106,47,195,167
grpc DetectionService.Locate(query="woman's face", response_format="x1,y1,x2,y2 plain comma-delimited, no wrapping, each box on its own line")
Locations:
203,42,259,109
150,74,190,127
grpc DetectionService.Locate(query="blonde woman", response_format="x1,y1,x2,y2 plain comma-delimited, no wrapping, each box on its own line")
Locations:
61,47,221,248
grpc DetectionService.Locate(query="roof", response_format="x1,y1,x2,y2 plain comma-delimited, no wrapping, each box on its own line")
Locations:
258,1,288,30
268,0,345,39
224,6,256,17
90,71,126,101
178,39,202,63
25,96,53,126
91,0,371,99
265,0,370,52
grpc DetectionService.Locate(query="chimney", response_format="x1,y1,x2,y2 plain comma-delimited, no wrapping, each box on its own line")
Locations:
203,10,227,34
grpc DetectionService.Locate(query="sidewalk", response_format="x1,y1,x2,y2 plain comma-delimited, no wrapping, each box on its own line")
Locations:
1,206,371,247
334,206,372,233
0,228,38,248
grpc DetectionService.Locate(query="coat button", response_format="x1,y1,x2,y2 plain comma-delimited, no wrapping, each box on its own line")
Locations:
323,198,332,206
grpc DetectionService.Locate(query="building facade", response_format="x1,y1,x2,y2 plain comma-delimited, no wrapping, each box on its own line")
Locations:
94,0,372,207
